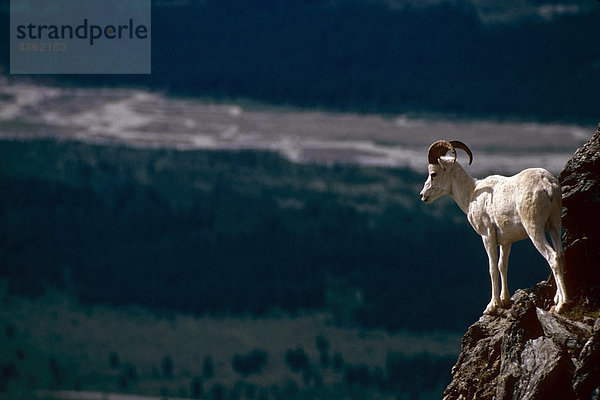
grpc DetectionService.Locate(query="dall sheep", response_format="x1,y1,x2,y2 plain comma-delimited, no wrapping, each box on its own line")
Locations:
419,140,568,314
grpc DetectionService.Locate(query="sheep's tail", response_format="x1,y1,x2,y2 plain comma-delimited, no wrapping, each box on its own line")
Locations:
542,171,562,231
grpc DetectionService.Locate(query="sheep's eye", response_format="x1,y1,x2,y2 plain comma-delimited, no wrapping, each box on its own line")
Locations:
430,173,437,178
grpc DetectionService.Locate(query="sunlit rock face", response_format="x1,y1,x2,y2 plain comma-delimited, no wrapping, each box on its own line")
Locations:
443,127,600,400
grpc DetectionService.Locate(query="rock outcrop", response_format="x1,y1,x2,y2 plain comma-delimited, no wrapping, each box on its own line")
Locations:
443,126,600,400
559,126,600,304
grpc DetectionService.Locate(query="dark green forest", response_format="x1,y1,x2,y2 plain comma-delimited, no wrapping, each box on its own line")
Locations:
0,140,551,331
1,0,599,121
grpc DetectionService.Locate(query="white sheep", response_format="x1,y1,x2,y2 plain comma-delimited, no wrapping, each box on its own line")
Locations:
419,140,568,314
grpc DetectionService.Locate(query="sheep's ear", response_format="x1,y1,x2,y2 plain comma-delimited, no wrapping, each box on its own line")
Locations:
437,158,447,170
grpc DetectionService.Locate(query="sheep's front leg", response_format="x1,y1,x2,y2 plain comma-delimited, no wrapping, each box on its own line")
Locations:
499,243,512,308
482,236,500,315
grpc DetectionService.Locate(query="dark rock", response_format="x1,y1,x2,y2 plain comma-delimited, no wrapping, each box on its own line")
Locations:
574,318,600,399
536,308,591,357
515,336,572,400
558,125,600,302
443,289,582,400
444,127,600,400
443,292,589,400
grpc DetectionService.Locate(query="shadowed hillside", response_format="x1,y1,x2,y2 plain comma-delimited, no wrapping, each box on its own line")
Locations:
0,139,553,331
1,0,599,121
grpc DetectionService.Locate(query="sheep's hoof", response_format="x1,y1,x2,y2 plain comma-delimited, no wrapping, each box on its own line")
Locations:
552,302,567,314
500,299,511,309
484,302,499,315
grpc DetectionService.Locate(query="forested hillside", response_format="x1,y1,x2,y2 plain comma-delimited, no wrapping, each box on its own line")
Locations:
1,0,598,121
0,140,551,331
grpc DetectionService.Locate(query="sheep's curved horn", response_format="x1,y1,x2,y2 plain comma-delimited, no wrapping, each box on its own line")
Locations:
450,140,473,165
427,140,456,165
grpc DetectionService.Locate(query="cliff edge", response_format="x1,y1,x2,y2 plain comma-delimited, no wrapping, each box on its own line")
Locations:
443,126,600,400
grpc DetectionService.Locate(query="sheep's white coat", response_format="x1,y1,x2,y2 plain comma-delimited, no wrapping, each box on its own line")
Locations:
420,156,568,314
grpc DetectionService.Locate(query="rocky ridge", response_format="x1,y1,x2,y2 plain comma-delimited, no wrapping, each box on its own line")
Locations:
442,126,600,400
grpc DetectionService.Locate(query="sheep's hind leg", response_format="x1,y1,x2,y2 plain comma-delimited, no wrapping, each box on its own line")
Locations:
548,223,568,310
526,224,568,313
499,243,512,308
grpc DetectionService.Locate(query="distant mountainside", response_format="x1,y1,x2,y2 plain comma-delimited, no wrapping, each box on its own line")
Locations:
1,0,599,121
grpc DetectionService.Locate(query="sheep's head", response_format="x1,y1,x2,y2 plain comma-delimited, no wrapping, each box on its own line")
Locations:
419,140,472,203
